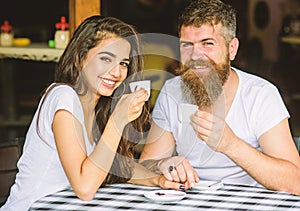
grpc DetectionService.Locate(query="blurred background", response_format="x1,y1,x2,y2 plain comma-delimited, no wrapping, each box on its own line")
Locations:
0,0,299,140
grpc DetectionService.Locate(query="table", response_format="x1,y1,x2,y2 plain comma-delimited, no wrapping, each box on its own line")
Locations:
29,183,300,210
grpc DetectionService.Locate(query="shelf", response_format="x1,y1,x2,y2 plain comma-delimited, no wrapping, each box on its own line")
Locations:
0,43,64,62
292,93,300,100
281,36,300,45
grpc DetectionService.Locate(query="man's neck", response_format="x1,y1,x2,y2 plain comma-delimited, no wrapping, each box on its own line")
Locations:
223,68,239,113
211,68,238,116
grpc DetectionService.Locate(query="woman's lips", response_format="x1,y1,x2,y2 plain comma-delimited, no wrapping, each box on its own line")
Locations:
101,78,116,89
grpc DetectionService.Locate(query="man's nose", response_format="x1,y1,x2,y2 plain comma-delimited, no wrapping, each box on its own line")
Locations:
191,44,204,60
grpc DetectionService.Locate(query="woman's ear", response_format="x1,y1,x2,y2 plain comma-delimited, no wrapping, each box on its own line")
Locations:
229,37,239,61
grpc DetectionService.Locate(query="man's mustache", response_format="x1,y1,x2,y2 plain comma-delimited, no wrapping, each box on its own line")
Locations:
177,58,218,76
186,60,208,68
183,59,216,70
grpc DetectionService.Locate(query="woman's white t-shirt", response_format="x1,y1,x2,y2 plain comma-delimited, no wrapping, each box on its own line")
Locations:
1,84,95,211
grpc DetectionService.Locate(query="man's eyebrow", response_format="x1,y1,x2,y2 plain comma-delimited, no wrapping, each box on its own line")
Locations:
180,38,215,44
180,40,193,45
201,38,215,42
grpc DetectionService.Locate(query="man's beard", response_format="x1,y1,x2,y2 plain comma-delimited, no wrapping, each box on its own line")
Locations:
177,56,230,110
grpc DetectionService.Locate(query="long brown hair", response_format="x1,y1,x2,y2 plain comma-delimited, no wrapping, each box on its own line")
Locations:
37,16,150,184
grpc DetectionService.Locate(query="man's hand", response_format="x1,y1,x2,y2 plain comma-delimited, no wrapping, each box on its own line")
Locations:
157,156,199,189
190,110,236,153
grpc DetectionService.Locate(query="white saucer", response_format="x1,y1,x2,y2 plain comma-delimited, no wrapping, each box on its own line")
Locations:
192,180,224,191
144,189,186,202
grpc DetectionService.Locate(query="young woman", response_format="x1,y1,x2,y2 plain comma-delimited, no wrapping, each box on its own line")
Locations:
1,16,183,211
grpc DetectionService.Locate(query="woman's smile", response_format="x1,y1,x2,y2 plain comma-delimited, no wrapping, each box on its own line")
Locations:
101,77,117,89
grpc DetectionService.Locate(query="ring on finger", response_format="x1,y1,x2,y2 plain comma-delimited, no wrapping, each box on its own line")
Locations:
169,165,175,172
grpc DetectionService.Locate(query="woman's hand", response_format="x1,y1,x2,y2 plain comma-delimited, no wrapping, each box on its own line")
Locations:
128,162,186,191
111,88,148,129
156,174,186,191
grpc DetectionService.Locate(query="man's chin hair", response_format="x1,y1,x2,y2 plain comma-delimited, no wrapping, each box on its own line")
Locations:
181,68,228,109
181,71,212,108
176,65,187,76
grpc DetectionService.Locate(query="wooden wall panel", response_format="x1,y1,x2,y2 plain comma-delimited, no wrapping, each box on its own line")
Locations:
69,0,100,35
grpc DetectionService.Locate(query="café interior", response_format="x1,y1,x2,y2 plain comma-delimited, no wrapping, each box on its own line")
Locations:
0,0,299,138
0,0,300,207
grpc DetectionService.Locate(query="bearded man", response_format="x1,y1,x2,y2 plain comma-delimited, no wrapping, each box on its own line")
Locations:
139,0,300,196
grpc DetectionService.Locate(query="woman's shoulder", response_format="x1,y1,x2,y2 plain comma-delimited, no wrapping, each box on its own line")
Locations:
48,83,75,93
39,84,83,120
42,83,79,106
45,83,77,98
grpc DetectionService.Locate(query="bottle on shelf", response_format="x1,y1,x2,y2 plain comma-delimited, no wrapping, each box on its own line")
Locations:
54,16,69,49
0,20,14,47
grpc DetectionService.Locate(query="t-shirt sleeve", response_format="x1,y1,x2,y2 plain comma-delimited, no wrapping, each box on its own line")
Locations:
46,86,83,123
38,85,83,142
253,84,290,138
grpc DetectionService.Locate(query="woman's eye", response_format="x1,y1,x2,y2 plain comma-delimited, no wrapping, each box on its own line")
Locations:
120,61,129,68
100,56,112,63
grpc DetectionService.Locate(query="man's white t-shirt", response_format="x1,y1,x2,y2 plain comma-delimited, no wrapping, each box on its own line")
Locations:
152,68,289,187
1,85,95,211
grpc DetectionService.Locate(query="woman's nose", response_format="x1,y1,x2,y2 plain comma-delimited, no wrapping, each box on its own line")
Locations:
109,63,121,77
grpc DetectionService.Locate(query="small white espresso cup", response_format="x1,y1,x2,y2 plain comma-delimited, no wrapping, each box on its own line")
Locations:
129,80,151,101
178,103,198,123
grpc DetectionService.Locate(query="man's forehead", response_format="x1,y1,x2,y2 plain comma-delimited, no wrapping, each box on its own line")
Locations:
180,22,222,33
179,24,221,41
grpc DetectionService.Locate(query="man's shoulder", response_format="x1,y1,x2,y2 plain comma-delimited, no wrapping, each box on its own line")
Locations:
164,75,181,86
234,67,279,101
234,67,274,88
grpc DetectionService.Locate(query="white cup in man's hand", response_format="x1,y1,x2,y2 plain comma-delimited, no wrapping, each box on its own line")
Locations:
178,103,198,123
129,80,151,101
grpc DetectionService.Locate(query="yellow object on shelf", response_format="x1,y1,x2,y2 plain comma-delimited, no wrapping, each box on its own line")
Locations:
13,38,31,46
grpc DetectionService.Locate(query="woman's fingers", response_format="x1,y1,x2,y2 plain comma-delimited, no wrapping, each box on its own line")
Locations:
115,88,147,123
127,89,147,120
132,88,148,103
158,175,185,191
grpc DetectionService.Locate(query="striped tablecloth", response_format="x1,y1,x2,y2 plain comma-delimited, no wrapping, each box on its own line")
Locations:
30,183,300,210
